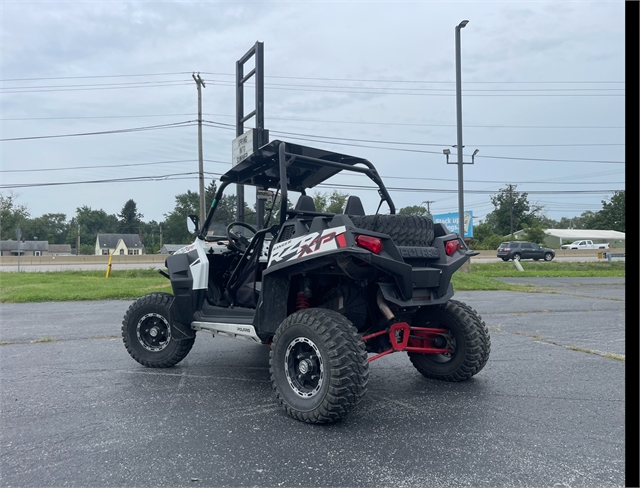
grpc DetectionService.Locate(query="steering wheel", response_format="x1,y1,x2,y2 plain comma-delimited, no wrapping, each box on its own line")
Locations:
226,222,257,254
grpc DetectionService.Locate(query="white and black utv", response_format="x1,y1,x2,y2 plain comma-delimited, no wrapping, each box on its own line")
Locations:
122,140,491,424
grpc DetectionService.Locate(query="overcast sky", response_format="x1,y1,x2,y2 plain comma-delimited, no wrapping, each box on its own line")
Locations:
1,1,626,228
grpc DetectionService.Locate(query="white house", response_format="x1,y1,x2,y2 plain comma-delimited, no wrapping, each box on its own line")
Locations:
95,234,145,255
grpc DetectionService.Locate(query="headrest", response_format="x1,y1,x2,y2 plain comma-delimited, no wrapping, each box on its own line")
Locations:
343,195,365,216
294,195,317,212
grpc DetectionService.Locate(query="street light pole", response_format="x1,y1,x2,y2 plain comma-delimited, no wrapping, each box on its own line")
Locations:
192,73,207,224
455,20,469,239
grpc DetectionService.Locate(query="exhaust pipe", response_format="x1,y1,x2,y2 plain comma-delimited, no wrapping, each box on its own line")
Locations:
376,289,395,322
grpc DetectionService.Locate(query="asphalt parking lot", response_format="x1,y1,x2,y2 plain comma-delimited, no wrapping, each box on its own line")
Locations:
0,278,627,487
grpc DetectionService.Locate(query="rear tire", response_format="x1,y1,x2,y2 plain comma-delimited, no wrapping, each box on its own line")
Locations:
349,214,434,247
408,300,490,381
270,308,369,424
512,253,521,261
122,293,195,368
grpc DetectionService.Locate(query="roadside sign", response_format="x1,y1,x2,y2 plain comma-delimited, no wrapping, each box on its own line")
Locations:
232,129,257,167
432,211,474,238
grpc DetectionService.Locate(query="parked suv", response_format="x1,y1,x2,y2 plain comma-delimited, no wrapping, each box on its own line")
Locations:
497,241,555,261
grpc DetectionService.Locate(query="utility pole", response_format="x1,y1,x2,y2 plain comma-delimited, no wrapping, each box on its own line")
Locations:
422,200,435,215
193,72,206,224
509,184,514,236
76,224,80,256
455,20,469,239
159,224,163,248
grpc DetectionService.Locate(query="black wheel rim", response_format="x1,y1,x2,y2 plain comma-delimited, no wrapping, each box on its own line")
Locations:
284,337,324,398
136,313,171,352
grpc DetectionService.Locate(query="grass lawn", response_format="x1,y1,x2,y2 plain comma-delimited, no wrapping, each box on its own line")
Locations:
0,261,625,303
0,269,171,303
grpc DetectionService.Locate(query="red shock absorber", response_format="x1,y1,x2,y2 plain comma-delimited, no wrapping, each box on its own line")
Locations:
295,292,310,310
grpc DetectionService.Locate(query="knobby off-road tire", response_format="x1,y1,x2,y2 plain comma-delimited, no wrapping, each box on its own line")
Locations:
122,292,195,368
270,308,369,424
349,214,435,247
408,300,490,381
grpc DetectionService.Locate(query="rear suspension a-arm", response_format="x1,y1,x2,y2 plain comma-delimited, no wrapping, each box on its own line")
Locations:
361,322,451,362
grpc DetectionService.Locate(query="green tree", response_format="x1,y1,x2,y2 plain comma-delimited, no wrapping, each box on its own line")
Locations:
312,190,349,214
22,213,68,244
521,225,548,245
67,206,118,253
118,199,144,234
141,220,162,254
162,191,200,244
537,215,559,229
398,205,429,216
205,180,217,212
470,221,494,243
485,185,543,236
584,191,625,232
0,192,30,240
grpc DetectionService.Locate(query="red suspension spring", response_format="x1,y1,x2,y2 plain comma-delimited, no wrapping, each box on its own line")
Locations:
295,292,310,310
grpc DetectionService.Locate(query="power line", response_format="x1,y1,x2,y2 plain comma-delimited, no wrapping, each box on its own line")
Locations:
3,117,624,165
0,172,220,190
0,79,190,91
1,71,624,84
0,121,196,141
3,78,624,93
258,129,626,164
3,111,625,130
0,160,622,187
1,82,192,94
0,159,199,173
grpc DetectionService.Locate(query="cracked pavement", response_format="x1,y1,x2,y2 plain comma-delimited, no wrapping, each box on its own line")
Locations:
0,277,626,487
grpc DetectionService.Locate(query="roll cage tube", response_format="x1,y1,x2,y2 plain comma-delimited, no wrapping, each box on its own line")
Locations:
276,141,395,226
199,180,232,240
278,142,289,225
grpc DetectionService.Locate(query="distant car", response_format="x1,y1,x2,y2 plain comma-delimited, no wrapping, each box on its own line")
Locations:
560,240,609,250
497,241,555,261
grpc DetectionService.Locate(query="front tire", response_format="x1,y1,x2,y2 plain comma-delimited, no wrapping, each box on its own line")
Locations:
408,300,490,382
544,252,554,261
270,308,369,424
122,292,195,368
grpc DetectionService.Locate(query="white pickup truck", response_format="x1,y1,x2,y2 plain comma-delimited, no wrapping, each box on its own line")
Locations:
561,240,610,250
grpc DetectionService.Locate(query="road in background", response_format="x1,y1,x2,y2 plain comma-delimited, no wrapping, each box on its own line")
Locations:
0,278,626,487
0,255,625,272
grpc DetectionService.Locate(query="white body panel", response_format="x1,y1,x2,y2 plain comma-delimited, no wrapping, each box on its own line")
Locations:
172,239,209,290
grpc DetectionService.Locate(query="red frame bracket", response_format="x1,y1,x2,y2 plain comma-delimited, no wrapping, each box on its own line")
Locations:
362,322,452,362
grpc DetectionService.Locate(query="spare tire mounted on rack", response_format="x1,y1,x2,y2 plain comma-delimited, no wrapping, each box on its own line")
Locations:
349,214,435,247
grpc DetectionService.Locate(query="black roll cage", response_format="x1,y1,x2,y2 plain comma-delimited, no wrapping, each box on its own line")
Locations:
199,140,396,240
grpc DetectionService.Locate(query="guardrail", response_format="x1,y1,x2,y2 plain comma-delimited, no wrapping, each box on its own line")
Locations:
0,247,626,267
0,254,167,267
598,252,626,263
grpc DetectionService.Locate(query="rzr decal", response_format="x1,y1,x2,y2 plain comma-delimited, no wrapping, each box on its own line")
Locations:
268,226,347,267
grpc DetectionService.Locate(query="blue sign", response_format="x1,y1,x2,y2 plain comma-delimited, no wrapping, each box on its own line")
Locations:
432,211,474,238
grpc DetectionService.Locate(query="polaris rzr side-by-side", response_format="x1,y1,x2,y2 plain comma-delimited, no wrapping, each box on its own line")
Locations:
122,140,491,424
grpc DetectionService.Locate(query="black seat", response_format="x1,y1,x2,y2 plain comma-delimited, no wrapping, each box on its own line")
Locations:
294,195,317,213
343,195,365,216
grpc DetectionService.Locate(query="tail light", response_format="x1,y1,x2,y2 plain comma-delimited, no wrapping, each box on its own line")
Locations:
445,239,459,256
355,235,383,254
